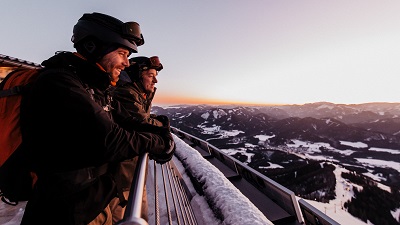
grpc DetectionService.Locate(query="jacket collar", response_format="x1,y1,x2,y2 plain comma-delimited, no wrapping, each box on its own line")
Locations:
41,51,112,91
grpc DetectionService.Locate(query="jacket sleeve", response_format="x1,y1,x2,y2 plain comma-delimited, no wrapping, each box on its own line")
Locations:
68,83,168,163
112,84,163,127
26,71,168,168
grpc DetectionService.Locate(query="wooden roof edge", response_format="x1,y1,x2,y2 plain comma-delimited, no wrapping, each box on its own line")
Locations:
0,53,42,69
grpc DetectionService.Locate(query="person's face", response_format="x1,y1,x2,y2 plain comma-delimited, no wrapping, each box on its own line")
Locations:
141,69,158,93
98,47,130,83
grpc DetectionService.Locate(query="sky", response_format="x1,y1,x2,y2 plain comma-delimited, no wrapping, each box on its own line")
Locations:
2,1,400,106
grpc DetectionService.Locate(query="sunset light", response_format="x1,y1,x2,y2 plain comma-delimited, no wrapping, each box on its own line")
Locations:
2,1,400,106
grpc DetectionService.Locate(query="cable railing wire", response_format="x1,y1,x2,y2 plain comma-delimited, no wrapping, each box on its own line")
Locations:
165,162,183,225
167,162,198,225
154,160,160,225
116,152,198,225
160,163,173,224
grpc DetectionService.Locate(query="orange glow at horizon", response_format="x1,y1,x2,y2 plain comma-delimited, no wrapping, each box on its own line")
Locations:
152,95,285,107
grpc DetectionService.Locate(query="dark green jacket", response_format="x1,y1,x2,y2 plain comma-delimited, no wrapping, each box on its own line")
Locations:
112,79,163,189
113,80,163,127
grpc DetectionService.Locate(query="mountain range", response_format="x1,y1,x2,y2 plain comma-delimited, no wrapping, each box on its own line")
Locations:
152,101,400,189
154,101,400,145
153,102,400,224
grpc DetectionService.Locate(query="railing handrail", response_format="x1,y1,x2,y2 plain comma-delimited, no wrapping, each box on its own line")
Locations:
116,151,198,225
116,153,149,225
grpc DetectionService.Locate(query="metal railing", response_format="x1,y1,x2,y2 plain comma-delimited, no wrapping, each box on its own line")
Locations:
116,153,149,225
116,127,340,225
116,153,198,225
170,126,342,225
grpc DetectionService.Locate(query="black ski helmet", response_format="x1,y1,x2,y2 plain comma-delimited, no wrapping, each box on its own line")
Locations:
71,12,144,61
125,56,163,81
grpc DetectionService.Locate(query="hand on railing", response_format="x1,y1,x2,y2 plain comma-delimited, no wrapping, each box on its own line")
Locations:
154,115,170,129
149,131,175,164
126,114,175,164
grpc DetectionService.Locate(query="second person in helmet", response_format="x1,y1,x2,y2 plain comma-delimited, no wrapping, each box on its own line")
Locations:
113,56,164,126
110,56,171,222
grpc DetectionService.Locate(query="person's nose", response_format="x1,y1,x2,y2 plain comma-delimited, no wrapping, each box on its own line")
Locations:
153,77,158,83
123,57,130,67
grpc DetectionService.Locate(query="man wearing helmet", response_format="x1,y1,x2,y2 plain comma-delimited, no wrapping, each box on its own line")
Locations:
20,12,174,225
109,56,167,222
114,56,164,126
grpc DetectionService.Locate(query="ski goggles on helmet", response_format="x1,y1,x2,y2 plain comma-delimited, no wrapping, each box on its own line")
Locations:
129,56,163,72
148,56,163,71
121,22,144,47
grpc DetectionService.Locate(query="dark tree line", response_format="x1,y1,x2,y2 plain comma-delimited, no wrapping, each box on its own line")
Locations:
342,172,400,225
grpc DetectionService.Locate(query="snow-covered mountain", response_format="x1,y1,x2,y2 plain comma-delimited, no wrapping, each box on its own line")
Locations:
152,103,400,224
154,103,400,184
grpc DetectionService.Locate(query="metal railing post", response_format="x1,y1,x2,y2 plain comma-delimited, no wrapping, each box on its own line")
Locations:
116,147,198,225
116,153,149,225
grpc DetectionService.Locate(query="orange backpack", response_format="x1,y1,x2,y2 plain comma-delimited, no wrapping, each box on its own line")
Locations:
0,67,106,206
0,68,41,205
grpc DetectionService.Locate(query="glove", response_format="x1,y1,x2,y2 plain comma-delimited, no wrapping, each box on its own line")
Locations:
155,115,170,128
133,123,169,134
149,131,176,164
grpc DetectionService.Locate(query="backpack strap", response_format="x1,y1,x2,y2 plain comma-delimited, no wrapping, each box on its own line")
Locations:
0,86,23,97
0,68,42,98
